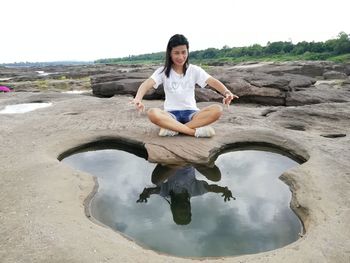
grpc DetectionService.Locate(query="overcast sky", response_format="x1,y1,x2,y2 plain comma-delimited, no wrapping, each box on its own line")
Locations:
1,0,349,63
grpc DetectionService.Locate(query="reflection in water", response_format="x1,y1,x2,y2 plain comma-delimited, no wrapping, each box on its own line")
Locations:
137,164,235,225
61,149,302,257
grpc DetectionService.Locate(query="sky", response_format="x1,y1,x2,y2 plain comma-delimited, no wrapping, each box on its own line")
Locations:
1,0,349,63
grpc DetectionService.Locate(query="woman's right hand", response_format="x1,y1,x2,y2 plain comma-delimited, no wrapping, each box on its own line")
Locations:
136,188,150,203
221,187,236,202
130,98,145,113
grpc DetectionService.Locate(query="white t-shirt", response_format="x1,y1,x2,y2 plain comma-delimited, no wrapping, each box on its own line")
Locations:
159,166,208,197
151,64,211,111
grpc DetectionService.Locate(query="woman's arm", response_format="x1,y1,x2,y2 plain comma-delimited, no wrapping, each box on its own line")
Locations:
136,186,161,203
151,164,180,185
206,77,239,106
204,184,236,202
131,78,156,112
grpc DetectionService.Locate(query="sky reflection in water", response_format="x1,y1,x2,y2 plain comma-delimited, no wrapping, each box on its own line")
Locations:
62,149,302,257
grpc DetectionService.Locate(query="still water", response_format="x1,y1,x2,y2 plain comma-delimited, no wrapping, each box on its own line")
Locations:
62,148,302,257
0,103,52,114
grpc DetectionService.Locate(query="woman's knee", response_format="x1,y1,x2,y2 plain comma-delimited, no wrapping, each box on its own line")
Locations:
210,104,223,119
147,108,162,123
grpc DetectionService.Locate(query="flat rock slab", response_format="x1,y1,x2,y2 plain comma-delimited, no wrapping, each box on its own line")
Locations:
0,92,349,262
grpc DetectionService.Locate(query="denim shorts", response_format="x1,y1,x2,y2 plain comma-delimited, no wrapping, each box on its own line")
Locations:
168,110,198,124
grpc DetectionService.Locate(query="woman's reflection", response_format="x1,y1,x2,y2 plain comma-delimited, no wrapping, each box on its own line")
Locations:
137,164,235,225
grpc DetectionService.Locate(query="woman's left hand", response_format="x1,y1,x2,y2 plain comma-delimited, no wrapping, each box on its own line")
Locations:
221,187,236,202
223,91,239,107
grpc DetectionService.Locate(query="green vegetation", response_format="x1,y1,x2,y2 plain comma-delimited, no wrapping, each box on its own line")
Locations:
97,53,164,65
96,32,350,65
327,53,350,63
35,79,49,90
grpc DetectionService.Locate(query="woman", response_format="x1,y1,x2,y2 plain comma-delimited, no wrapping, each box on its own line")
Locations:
131,34,238,137
137,164,235,225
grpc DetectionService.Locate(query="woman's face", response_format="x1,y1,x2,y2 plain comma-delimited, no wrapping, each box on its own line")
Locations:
170,45,188,67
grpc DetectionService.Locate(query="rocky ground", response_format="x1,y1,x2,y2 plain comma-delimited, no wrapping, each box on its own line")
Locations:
2,61,350,105
0,61,349,262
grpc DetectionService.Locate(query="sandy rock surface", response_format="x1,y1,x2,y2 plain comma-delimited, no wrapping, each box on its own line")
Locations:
0,89,349,262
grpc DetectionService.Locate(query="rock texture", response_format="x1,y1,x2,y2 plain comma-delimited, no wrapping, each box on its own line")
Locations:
0,62,350,263
88,61,350,106
2,61,350,106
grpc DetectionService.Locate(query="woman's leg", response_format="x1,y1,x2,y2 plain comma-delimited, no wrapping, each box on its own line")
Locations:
185,104,223,129
194,164,222,182
147,108,196,136
151,164,177,185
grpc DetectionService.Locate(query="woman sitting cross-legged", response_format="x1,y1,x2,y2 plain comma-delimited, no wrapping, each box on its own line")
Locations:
131,34,238,138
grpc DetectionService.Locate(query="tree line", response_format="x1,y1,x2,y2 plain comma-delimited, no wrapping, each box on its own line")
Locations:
96,32,350,64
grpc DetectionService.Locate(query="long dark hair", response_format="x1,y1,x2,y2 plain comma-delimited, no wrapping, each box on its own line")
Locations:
169,190,191,225
162,34,189,78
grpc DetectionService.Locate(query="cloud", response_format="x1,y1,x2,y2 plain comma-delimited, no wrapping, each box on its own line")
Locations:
2,0,349,62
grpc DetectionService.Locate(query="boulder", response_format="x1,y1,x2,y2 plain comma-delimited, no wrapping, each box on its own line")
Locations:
195,87,223,102
92,79,144,97
323,70,348,80
286,87,350,106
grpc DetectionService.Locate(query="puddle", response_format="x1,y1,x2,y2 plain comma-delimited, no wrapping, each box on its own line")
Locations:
0,102,52,114
36,70,53,76
61,144,303,257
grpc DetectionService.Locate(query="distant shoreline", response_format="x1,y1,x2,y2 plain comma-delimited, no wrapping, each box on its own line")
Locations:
0,61,94,67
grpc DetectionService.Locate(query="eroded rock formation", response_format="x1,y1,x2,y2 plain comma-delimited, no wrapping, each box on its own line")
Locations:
0,62,349,262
